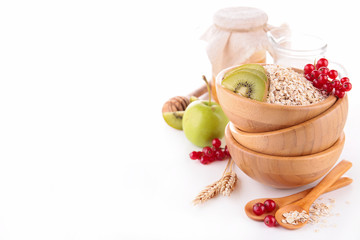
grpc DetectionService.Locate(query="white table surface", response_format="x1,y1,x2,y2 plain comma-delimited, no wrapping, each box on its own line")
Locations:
0,0,359,239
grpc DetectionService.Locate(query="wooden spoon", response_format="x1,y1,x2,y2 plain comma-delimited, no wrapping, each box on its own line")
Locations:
275,160,352,230
244,177,352,221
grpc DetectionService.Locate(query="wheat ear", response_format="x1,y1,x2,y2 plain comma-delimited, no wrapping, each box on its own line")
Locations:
192,158,232,205
220,159,238,196
192,156,240,204
193,179,222,205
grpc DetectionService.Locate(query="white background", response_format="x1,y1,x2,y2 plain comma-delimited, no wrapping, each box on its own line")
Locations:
0,0,359,239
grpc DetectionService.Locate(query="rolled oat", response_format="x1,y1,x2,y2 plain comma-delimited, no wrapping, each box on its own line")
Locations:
281,198,337,226
308,200,333,224
282,210,310,225
264,65,327,106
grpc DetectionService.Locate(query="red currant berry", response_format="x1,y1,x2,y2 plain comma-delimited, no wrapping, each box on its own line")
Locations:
199,155,212,164
335,89,346,98
215,149,225,160
264,199,277,212
253,202,266,216
189,151,200,160
212,138,221,148
312,79,323,89
321,82,329,91
340,77,350,84
264,215,277,227
318,67,329,75
211,146,218,152
331,80,341,90
222,150,229,160
224,145,230,157
305,73,313,81
202,146,213,157
311,70,320,79
328,69,338,80
342,82,352,92
318,74,328,84
323,83,334,93
316,58,329,69
304,64,315,74
211,147,219,157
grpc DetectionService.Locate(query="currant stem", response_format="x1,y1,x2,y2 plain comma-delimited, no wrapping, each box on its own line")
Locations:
202,75,211,105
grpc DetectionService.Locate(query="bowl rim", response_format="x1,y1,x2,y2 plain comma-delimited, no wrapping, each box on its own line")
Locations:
216,64,337,110
226,124,345,160
229,94,347,136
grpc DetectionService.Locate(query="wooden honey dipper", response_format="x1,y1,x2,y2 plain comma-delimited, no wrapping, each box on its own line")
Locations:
162,84,209,113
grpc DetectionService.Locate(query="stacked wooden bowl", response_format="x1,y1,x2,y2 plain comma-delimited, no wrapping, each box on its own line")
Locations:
215,65,349,188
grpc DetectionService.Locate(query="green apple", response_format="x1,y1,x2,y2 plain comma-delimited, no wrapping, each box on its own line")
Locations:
182,76,229,147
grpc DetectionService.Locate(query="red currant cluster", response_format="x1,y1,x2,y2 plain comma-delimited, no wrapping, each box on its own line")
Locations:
304,58,352,98
253,199,277,227
189,138,230,165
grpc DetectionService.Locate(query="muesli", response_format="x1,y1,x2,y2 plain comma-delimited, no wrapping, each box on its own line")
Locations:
264,64,327,106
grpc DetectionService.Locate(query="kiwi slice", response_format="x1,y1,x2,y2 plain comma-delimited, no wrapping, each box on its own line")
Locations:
222,71,268,101
189,96,198,103
232,68,268,84
237,64,267,75
162,111,184,130
224,64,267,79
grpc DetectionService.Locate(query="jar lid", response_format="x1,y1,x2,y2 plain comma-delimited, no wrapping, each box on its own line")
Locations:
213,7,268,31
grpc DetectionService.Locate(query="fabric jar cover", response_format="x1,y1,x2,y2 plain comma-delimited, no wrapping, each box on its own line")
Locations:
201,7,269,79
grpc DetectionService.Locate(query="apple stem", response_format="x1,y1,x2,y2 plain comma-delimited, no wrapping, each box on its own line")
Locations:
202,75,211,105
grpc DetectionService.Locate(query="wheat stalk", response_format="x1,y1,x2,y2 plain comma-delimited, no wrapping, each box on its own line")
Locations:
193,158,238,204
220,159,237,196
220,171,232,193
193,179,222,205
220,171,237,196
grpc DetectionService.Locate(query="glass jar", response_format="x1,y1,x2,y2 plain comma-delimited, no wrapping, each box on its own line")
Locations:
267,27,347,77
201,7,269,102
267,27,328,69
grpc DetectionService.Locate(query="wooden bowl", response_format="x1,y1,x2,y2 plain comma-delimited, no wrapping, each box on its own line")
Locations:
215,65,337,132
229,95,348,156
225,124,345,188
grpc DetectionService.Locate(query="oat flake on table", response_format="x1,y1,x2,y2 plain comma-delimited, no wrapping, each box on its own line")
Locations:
264,65,327,106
